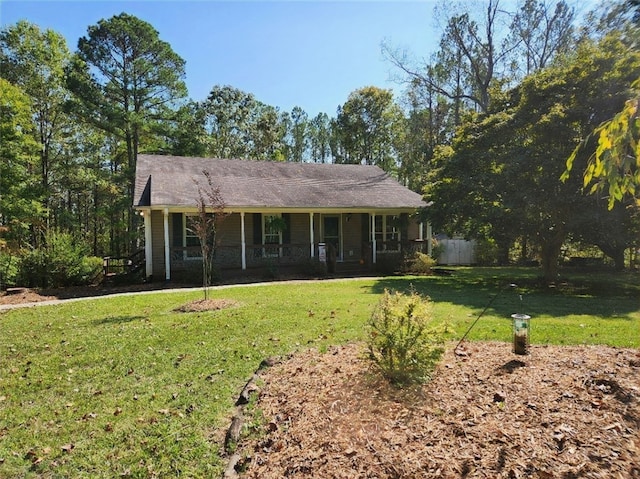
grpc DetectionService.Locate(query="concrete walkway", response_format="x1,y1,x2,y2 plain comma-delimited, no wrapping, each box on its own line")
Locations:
0,276,381,311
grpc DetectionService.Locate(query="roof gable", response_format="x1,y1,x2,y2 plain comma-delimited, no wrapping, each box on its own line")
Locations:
134,154,426,210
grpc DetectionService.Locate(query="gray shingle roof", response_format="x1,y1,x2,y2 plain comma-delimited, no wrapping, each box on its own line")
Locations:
134,154,426,210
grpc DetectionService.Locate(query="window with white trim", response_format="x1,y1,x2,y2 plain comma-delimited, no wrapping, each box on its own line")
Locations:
386,215,401,245
263,214,283,258
373,215,401,252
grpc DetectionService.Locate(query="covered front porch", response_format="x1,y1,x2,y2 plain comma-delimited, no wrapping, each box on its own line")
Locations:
139,209,431,282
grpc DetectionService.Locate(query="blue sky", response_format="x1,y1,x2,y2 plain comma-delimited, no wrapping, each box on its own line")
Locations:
1,1,443,117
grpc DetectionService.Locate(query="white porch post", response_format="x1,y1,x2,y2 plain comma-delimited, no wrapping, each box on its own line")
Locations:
426,222,433,257
163,208,171,281
144,209,153,278
370,213,377,264
419,222,424,241
309,212,315,258
240,212,246,270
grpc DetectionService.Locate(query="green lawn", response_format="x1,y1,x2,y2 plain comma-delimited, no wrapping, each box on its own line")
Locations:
1,268,638,477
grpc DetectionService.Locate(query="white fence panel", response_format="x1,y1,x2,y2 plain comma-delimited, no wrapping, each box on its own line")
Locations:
438,238,476,265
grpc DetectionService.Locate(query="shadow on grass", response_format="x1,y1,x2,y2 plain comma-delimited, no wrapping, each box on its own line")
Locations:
93,315,147,325
368,267,640,320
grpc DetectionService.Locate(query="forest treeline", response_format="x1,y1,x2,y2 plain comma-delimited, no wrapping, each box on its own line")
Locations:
1,0,639,285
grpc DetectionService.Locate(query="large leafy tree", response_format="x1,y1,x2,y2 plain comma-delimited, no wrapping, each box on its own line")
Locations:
308,112,332,163
202,85,258,159
508,0,575,77
333,86,404,172
67,13,187,252
561,1,639,210
398,81,454,191
201,85,287,161
0,79,41,244
564,80,640,209
426,31,640,281
384,0,571,117
285,106,309,162
164,101,208,157
0,21,72,237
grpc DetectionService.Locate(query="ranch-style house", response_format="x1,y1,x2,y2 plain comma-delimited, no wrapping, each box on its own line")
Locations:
133,154,431,281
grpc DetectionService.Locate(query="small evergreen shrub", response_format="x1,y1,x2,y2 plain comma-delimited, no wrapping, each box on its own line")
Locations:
18,231,103,288
79,256,104,285
367,289,445,385
19,248,48,288
0,250,19,290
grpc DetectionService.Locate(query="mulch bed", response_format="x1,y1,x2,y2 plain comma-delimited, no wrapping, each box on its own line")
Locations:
234,342,640,478
174,298,239,312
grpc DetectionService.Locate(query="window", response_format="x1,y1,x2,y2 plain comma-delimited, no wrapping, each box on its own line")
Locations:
263,214,283,258
386,216,400,245
184,215,200,259
373,215,401,252
184,213,214,260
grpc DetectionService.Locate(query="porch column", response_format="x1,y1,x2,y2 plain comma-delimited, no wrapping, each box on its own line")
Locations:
370,213,377,264
163,208,170,281
240,212,246,270
143,209,153,279
426,223,433,257
309,212,315,258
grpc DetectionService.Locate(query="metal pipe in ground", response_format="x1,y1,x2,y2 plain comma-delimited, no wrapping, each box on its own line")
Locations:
454,283,517,354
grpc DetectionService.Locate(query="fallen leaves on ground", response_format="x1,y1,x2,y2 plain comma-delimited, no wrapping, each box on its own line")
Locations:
237,342,640,479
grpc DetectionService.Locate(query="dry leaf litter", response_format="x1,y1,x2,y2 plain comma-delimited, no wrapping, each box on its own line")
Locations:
235,342,639,479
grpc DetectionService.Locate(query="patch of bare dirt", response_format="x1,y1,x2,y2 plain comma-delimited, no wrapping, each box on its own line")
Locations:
236,342,640,479
174,298,239,312
0,287,58,305
0,283,197,306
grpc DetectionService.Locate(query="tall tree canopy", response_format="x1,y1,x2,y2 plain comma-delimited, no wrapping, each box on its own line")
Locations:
201,85,287,161
0,79,41,243
67,12,187,251
425,30,640,280
333,86,404,171
563,80,640,209
0,20,72,236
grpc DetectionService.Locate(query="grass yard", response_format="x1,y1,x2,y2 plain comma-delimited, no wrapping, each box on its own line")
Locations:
0,268,638,477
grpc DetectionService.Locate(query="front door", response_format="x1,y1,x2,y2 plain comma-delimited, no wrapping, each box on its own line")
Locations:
323,216,341,260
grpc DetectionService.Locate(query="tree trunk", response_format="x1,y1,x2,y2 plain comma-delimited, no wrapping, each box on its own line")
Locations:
520,237,528,264
596,242,626,271
540,235,564,284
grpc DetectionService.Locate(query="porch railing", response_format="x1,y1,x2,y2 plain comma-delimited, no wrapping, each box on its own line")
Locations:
169,240,428,271
103,249,145,278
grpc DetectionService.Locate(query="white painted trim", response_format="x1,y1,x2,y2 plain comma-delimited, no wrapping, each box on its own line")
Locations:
144,209,153,278
163,208,170,281
240,212,246,270
370,213,377,264
309,212,315,258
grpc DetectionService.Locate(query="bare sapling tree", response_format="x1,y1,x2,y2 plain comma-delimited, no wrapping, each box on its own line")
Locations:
189,170,227,300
